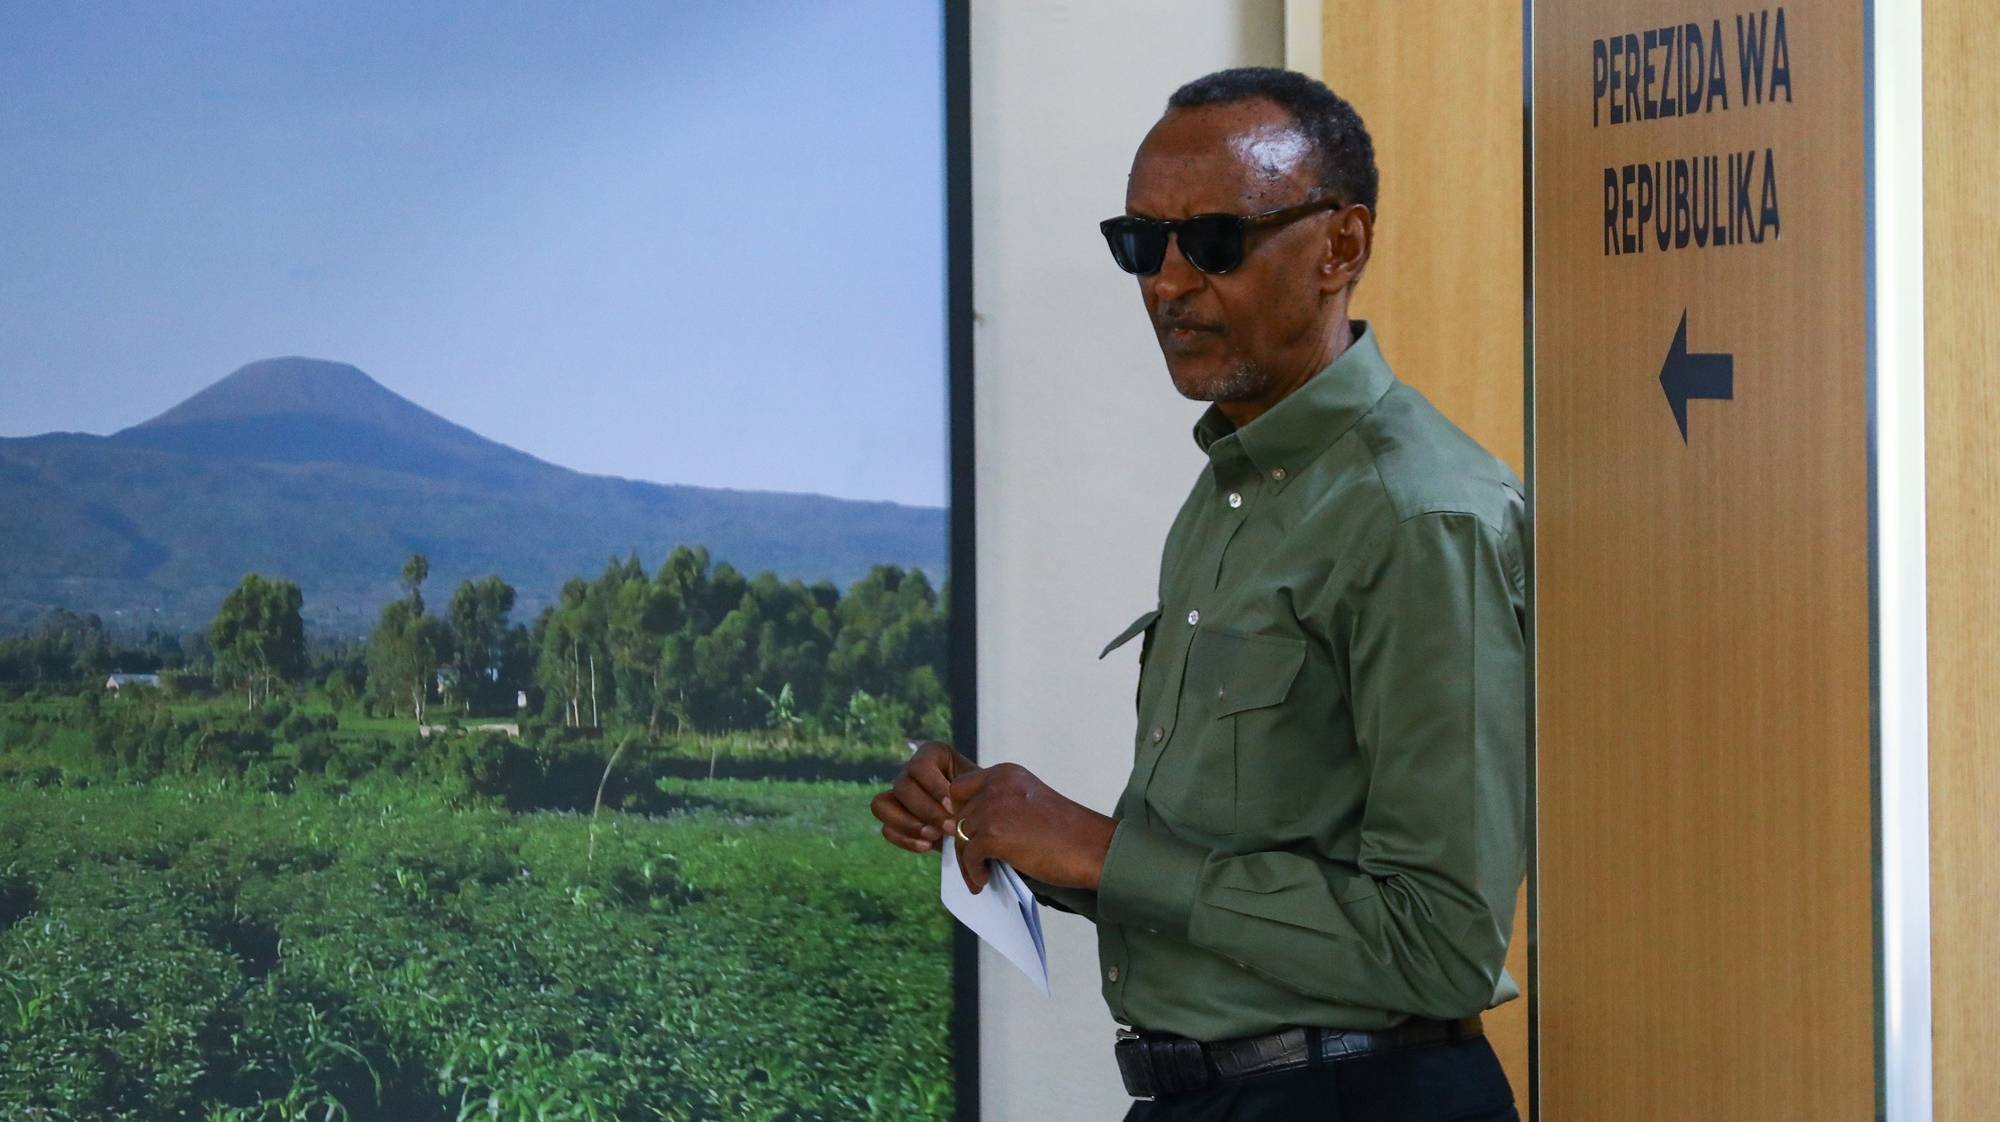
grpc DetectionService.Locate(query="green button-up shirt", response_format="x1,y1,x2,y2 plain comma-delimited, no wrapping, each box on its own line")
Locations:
1025,322,1528,1041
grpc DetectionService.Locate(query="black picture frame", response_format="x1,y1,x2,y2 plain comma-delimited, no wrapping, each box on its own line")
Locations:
943,2,980,1120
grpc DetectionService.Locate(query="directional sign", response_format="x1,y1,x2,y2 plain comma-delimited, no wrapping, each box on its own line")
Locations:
1658,309,1735,442
1532,2,1875,1120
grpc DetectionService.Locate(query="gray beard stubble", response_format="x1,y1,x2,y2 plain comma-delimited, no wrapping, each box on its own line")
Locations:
1174,355,1267,402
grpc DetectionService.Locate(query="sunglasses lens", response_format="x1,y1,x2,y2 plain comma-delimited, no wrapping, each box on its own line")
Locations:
1102,219,1166,275
1176,216,1246,273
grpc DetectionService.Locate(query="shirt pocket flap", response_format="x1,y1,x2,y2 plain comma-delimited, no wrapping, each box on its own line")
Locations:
1099,608,1162,660
1201,630,1307,716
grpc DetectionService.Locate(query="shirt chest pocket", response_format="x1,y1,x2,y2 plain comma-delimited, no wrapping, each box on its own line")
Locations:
1154,627,1308,836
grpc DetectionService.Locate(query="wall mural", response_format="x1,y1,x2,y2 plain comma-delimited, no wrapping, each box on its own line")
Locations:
0,4,957,1119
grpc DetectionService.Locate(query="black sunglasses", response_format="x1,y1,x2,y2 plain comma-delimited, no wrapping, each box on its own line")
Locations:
1099,196,1346,275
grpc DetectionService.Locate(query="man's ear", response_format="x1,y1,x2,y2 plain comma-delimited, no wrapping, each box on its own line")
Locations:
1321,204,1373,292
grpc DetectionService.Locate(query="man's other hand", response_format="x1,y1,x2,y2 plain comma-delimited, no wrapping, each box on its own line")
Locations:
871,739,977,855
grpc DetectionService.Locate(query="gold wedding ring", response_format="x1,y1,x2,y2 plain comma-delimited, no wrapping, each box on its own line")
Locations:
955,820,972,843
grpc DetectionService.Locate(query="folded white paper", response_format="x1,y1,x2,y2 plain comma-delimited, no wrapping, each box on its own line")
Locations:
939,837,1049,994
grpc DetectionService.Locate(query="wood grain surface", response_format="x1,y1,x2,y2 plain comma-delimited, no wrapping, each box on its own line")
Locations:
1314,2,1532,1103
1530,2,1876,1118
1925,1,2000,1117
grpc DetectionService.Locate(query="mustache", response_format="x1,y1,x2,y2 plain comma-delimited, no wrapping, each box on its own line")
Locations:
1155,308,1223,332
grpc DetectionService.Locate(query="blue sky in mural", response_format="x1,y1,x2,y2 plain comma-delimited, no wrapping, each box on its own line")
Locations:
0,1,946,506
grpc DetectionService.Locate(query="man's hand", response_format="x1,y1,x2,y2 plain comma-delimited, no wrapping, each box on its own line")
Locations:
871,739,977,854
947,762,1117,895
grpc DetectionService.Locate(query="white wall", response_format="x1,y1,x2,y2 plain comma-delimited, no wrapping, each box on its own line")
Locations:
970,2,1285,1117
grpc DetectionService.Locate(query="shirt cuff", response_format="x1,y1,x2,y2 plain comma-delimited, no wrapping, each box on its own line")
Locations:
1018,873,1099,919
1096,817,1208,941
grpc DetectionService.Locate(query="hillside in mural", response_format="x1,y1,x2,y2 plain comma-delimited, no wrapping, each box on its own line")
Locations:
0,357,947,634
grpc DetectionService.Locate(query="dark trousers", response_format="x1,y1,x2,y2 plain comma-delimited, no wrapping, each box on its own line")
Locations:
1120,1036,1518,1122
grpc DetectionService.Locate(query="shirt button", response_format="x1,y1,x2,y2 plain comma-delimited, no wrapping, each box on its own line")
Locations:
1227,491,1242,508
1151,726,1165,742
1271,466,1287,481
1186,609,1200,626
1108,966,1121,982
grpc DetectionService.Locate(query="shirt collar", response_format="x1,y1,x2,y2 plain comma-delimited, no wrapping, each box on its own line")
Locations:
1190,320,1396,491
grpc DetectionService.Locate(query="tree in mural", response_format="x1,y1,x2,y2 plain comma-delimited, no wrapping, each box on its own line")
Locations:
446,574,523,714
209,573,306,708
367,553,449,720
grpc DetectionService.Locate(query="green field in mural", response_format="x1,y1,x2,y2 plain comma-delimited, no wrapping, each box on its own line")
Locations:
0,766,950,1121
0,542,959,1121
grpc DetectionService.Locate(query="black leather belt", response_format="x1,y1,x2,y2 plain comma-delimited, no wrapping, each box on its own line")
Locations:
1114,1015,1485,1100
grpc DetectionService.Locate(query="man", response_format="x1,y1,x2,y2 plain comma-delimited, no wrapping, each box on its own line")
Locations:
871,67,1526,1121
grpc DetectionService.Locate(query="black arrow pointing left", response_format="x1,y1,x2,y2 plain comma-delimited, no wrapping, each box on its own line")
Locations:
1658,309,1734,443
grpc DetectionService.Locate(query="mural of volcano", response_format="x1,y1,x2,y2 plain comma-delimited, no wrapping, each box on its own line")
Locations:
0,357,947,634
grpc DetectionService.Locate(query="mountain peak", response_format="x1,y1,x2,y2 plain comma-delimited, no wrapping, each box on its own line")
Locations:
108,356,546,480
126,356,409,433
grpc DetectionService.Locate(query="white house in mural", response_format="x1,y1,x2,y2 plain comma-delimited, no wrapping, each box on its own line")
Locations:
104,672,162,691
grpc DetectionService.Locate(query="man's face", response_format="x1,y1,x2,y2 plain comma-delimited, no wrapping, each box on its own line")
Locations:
1124,99,1338,404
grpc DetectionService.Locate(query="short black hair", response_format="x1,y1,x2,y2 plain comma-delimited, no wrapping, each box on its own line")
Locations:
1165,67,1379,216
